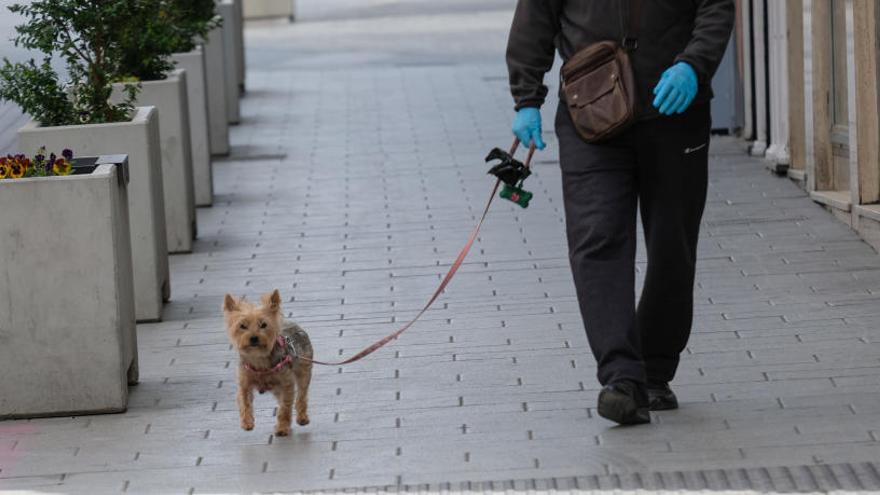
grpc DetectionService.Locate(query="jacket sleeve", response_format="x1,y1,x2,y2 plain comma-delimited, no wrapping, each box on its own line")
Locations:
674,0,736,84
506,0,562,110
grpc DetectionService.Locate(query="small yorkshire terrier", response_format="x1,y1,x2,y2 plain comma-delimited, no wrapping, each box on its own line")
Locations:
223,289,313,436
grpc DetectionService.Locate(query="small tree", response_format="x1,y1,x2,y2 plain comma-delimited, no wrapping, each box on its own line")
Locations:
164,0,221,54
113,0,177,81
113,0,219,81
0,0,140,126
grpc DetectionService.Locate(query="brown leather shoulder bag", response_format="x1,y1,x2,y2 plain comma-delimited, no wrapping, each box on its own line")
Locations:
560,0,642,143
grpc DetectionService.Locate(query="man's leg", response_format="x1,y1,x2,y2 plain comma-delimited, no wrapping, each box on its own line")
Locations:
555,105,644,387
635,103,711,385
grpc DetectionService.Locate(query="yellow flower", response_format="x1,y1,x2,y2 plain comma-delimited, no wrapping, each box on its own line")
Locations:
0,160,9,180
8,157,28,179
52,158,72,176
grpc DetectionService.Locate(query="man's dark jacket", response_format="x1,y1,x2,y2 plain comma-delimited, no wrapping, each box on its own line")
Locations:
507,0,736,119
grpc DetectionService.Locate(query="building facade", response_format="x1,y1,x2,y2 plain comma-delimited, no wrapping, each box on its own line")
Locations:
738,0,880,252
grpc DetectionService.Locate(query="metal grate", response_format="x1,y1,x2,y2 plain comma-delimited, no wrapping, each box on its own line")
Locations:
305,462,880,493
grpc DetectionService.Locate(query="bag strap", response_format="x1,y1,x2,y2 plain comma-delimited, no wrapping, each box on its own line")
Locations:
622,0,643,51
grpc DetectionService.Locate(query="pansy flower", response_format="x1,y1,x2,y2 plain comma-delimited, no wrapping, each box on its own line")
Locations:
52,157,72,176
33,147,47,175
62,149,74,161
0,159,9,179
8,155,29,178
16,155,31,175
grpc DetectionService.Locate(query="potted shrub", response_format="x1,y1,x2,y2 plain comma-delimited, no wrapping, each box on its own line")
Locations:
2,0,169,322
167,0,221,206
0,151,138,418
111,0,197,254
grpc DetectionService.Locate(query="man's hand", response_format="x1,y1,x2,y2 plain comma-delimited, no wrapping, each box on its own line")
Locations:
512,107,547,150
652,62,698,116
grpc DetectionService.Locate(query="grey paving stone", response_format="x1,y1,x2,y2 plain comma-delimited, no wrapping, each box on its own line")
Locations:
2,1,880,493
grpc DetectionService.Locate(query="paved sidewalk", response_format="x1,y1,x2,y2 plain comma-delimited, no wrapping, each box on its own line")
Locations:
2,1,880,493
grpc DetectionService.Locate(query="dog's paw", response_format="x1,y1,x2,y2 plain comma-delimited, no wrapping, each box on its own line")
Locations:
296,416,310,426
241,417,255,431
274,425,291,437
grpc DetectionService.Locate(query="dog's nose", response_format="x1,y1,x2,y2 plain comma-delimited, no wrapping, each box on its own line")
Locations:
249,335,260,346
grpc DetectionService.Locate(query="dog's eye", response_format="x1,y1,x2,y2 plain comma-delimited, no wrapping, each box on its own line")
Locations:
259,321,267,329
239,323,247,330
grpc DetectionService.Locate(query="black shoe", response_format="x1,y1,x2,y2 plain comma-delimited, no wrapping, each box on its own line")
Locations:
597,380,650,425
646,382,679,411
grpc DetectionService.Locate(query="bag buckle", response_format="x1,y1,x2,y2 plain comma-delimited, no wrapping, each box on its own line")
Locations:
622,37,639,51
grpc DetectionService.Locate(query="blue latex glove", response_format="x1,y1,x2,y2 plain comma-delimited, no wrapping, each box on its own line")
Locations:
512,107,546,150
652,62,698,116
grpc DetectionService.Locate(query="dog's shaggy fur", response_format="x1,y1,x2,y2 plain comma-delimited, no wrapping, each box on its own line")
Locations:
223,289,313,436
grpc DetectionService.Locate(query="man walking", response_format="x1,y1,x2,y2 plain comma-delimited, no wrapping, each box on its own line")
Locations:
507,1,735,425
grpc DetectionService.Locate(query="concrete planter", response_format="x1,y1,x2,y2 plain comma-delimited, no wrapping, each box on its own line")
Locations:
0,157,138,419
235,0,246,93
243,0,294,20
203,22,231,156
114,70,197,254
219,0,242,124
18,107,170,322
173,48,214,206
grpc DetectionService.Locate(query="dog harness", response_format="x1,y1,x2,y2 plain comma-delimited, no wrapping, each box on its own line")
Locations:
241,336,298,375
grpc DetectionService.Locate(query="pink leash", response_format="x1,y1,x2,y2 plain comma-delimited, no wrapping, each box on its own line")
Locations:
303,140,534,366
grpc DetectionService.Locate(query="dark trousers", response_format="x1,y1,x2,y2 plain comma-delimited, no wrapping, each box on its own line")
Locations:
555,101,711,386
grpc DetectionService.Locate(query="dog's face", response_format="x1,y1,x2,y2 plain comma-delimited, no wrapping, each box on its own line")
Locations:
223,289,284,358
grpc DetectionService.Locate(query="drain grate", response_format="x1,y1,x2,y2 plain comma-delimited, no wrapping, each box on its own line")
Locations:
304,462,880,493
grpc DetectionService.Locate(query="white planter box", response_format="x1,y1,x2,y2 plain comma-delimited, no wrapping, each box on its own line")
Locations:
219,0,242,124
243,0,294,20
173,48,214,207
0,157,137,418
18,107,170,322
203,23,231,155
114,70,197,254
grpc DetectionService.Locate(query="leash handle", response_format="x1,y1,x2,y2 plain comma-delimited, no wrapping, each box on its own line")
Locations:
509,138,537,169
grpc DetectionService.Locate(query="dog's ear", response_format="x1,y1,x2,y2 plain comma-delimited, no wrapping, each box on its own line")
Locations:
223,294,239,313
262,289,282,314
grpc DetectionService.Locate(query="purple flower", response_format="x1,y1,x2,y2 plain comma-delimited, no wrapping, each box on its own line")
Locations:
46,153,57,174
62,149,73,161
